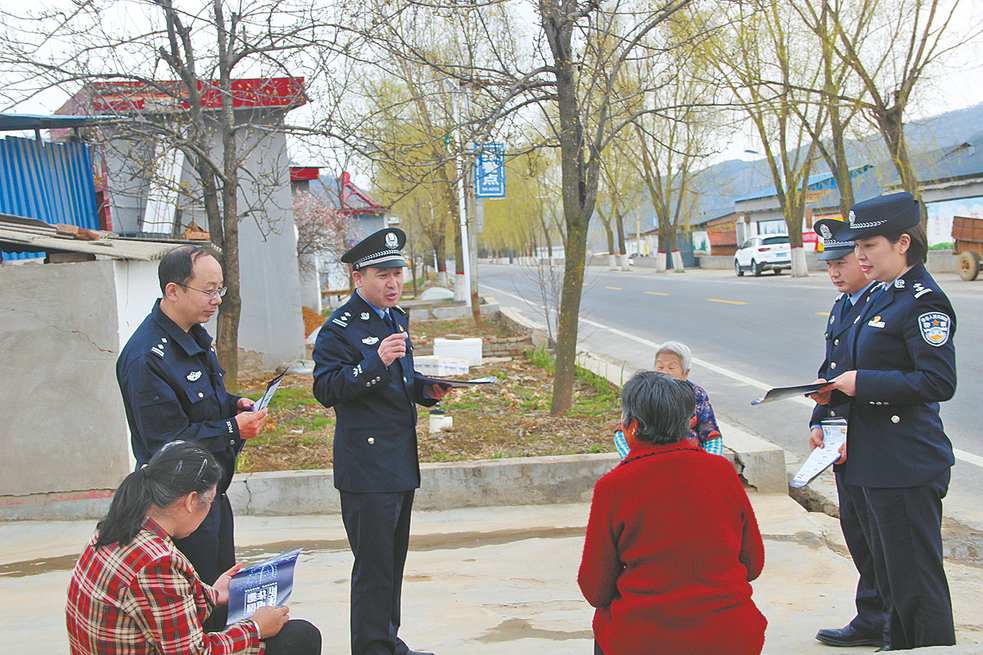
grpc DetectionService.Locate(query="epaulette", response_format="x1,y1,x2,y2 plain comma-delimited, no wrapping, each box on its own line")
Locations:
910,280,934,299
332,310,352,328
393,305,407,316
149,336,169,359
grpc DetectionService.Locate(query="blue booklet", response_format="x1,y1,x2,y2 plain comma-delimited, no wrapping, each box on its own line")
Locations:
225,548,302,627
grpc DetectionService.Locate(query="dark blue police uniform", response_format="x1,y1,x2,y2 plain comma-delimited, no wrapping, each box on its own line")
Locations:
811,283,886,643
844,265,957,649
313,291,437,655
817,194,957,649
116,299,243,628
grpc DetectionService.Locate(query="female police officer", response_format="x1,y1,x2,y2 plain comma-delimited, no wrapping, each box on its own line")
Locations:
817,192,957,650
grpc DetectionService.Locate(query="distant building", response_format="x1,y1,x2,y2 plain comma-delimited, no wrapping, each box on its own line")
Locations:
891,132,983,245
57,78,309,368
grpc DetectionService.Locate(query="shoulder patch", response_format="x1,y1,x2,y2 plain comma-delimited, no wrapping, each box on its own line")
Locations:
332,316,350,327
918,312,951,347
150,346,165,358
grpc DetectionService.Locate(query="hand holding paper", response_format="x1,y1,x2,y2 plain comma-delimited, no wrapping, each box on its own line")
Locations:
790,419,847,488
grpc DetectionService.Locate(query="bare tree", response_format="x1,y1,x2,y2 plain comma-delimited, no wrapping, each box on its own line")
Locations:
711,0,827,277
338,0,713,413
821,0,980,223
1,0,346,388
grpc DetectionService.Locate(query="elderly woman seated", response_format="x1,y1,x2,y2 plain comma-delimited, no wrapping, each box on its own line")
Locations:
66,441,320,655
580,371,767,655
615,341,723,458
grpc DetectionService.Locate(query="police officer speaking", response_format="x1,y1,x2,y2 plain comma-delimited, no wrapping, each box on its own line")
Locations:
312,228,450,655
116,245,268,630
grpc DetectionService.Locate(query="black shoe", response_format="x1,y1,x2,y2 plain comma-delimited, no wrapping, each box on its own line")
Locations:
816,625,884,647
875,647,891,652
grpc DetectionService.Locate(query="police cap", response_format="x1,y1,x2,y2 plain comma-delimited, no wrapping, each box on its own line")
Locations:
341,227,408,270
814,218,856,261
832,192,921,242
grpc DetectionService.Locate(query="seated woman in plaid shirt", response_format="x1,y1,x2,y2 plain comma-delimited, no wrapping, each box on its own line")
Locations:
615,341,724,458
66,441,320,655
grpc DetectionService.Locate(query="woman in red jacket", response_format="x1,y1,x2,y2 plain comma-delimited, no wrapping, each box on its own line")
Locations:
579,371,766,655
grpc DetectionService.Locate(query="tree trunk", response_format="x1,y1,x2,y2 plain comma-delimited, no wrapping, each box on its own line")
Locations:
875,105,927,225
544,0,596,417
790,246,808,277
616,211,627,256
671,250,684,272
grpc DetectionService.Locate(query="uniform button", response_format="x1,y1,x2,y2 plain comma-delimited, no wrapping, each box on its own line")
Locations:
830,411,837,417
891,415,900,423
198,392,204,398
366,382,371,387
229,439,235,445
153,395,159,401
830,362,837,369
367,437,375,445
404,377,408,383
834,338,839,346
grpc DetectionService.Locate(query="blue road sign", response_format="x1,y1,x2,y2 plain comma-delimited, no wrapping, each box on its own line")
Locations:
475,143,505,198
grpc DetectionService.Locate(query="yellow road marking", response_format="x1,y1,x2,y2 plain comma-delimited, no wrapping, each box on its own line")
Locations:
605,286,622,290
817,312,830,316
646,292,670,296
708,298,747,305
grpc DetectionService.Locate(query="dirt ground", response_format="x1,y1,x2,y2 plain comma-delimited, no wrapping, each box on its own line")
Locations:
235,318,621,473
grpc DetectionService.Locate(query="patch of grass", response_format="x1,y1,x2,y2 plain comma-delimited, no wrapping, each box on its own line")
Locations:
527,344,555,374
241,387,320,408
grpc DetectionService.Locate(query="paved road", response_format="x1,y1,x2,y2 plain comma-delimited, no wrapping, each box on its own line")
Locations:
479,262,983,530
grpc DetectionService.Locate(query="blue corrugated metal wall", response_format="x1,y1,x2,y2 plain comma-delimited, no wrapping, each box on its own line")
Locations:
0,135,98,260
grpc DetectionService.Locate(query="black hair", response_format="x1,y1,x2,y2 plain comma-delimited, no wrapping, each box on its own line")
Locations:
620,370,696,445
884,221,928,266
95,441,221,548
158,245,211,294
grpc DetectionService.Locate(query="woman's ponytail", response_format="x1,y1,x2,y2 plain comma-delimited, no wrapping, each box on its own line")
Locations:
95,442,220,548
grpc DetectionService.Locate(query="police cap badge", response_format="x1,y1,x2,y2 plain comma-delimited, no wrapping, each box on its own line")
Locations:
814,218,856,261
341,228,408,270
834,192,921,241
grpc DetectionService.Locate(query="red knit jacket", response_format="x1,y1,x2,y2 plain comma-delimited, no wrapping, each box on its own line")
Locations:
578,441,766,655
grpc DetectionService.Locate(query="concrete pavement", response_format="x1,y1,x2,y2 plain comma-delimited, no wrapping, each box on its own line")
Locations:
4,480,983,654
4,291,983,652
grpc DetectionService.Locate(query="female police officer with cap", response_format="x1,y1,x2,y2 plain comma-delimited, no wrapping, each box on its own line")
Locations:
816,192,957,650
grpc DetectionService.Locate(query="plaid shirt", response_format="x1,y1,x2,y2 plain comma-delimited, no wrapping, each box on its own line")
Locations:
66,518,262,655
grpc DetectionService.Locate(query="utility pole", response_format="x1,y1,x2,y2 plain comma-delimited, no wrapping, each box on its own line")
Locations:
454,82,472,307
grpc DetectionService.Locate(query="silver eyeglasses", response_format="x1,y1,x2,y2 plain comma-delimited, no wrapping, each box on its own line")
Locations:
178,284,227,301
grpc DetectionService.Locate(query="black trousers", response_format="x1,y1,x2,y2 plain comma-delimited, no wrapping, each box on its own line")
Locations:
836,473,887,636
341,489,415,655
862,472,955,649
175,491,235,631
263,619,322,655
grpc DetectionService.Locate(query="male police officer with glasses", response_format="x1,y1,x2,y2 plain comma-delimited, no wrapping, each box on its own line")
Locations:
313,228,449,655
116,245,268,630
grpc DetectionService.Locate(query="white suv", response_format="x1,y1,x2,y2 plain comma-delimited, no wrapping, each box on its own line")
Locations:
734,234,791,276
